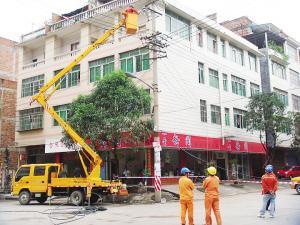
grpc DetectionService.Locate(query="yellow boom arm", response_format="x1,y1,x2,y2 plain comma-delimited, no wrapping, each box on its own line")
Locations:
31,8,138,179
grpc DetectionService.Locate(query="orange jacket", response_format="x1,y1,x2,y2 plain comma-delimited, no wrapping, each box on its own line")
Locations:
179,176,195,200
261,173,278,194
203,175,220,197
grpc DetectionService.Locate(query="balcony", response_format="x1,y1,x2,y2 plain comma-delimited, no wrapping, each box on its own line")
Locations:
22,60,45,70
260,48,289,65
54,49,81,61
49,0,138,32
21,28,46,43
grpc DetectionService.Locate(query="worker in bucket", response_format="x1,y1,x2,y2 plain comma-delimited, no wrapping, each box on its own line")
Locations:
203,166,222,225
257,164,278,218
179,167,195,225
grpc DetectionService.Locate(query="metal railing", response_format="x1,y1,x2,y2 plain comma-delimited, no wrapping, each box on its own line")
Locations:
21,28,45,42
54,49,81,61
22,60,45,70
49,0,138,32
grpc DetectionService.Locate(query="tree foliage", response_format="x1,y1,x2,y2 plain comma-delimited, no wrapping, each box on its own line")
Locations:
61,71,153,150
245,92,296,164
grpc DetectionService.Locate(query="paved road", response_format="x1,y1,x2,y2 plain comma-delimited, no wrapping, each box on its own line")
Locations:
0,185,299,225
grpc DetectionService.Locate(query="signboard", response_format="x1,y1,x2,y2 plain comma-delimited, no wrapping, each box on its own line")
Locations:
45,138,75,153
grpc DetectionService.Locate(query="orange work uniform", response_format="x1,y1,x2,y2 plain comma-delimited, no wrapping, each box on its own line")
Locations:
179,175,195,225
261,173,278,194
203,176,222,225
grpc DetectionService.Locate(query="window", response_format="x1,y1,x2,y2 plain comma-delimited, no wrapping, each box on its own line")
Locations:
250,83,260,97
287,44,297,62
290,69,300,87
197,27,203,47
248,52,257,71
53,104,70,126
34,166,45,176
207,32,217,54
120,48,149,73
19,107,43,131
292,95,300,111
15,167,30,182
225,108,230,126
231,75,246,96
209,69,219,88
234,108,246,129
165,9,190,40
222,74,228,91
89,56,114,82
21,74,44,97
200,100,207,122
274,88,288,106
211,105,221,124
71,42,79,51
230,44,244,65
55,65,80,89
198,62,204,83
271,61,286,79
221,39,226,57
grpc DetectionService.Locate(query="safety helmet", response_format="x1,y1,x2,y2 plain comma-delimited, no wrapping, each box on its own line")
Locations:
181,167,191,175
207,166,217,175
265,165,273,173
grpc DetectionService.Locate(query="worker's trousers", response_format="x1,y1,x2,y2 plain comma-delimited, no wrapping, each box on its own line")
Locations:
180,199,194,225
204,195,222,225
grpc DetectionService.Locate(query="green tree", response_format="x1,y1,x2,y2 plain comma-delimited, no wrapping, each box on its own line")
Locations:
245,92,296,165
62,71,153,153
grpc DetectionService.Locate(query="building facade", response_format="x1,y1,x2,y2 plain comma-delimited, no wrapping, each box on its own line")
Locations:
0,37,23,191
16,0,266,182
222,17,300,168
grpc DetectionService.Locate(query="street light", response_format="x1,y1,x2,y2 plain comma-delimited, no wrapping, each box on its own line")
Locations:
125,72,161,203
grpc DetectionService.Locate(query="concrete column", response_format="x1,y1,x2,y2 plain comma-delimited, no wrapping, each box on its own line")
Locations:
225,40,230,60
45,36,56,63
114,53,120,70
217,35,221,56
80,23,91,50
18,46,24,72
114,12,121,42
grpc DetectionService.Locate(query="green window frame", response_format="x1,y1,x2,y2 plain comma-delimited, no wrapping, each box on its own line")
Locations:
53,104,70,126
198,62,204,84
233,108,247,129
231,75,246,96
223,74,228,91
272,61,286,79
120,48,150,73
21,74,44,97
19,107,43,131
248,52,257,72
211,105,221,125
274,88,289,106
207,32,218,54
200,99,207,122
165,9,190,40
89,56,114,82
55,65,80,89
221,39,226,57
225,108,230,126
250,83,260,97
209,68,219,88
230,44,244,65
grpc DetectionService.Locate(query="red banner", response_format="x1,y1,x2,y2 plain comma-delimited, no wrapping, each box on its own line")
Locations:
159,132,265,154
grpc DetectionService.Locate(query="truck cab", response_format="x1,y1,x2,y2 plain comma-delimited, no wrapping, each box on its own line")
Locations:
12,163,60,204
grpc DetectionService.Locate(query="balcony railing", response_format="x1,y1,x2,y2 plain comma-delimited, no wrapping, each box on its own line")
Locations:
54,49,81,61
21,28,45,42
22,60,45,70
49,0,138,32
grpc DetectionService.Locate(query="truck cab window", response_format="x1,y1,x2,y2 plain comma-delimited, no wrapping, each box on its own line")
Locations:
34,166,45,176
15,167,30,182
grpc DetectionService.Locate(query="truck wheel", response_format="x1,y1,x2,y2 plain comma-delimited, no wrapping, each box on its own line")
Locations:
296,185,300,195
70,190,84,206
19,190,31,205
36,194,48,204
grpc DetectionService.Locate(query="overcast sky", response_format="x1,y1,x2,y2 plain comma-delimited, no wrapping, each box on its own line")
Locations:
1,0,299,42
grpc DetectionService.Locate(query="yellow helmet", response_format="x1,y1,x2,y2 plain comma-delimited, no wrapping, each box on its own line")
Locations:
207,166,217,175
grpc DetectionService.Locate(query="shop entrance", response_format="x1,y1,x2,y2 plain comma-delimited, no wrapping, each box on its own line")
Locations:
217,158,226,180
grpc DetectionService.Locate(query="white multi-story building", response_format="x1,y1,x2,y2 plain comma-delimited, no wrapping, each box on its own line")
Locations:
16,0,266,180
222,17,300,168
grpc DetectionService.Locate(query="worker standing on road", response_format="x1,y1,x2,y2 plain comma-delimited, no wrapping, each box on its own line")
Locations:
258,165,278,218
179,167,195,225
203,166,222,225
